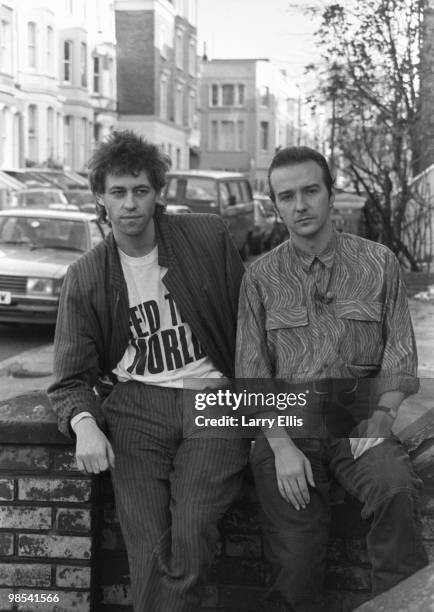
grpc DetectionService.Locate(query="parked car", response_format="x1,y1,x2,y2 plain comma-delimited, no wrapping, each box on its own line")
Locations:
251,195,277,254
163,170,255,259
165,204,192,214
62,189,96,213
0,209,107,324
254,193,289,250
9,188,79,211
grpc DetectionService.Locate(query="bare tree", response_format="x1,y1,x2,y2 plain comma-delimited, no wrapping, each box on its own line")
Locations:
307,0,428,270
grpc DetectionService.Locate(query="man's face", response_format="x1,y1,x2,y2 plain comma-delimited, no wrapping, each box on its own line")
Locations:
99,171,159,241
270,160,334,245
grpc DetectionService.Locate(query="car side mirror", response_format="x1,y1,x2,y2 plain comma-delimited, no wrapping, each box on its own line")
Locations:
228,194,237,206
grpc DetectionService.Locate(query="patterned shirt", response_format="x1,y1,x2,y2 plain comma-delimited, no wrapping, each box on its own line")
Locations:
236,231,418,397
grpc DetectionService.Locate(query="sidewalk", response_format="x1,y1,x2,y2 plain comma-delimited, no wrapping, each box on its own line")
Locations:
0,343,54,401
0,299,433,437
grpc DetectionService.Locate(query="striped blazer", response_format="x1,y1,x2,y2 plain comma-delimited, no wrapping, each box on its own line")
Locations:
47,206,245,438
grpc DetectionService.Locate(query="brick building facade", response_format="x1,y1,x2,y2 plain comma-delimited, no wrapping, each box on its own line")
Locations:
114,0,199,170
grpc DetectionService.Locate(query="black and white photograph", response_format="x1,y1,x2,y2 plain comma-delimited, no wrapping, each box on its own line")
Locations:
0,1,433,611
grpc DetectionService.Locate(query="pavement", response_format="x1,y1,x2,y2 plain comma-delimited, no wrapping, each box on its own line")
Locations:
0,298,433,438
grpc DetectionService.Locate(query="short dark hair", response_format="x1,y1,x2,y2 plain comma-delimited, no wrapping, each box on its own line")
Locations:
267,146,335,202
88,130,171,222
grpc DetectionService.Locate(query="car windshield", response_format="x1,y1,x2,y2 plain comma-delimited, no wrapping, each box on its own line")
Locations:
185,178,217,203
12,190,68,207
0,216,86,252
64,190,94,206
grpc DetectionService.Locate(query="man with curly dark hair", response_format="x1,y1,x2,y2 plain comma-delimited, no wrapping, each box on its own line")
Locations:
48,130,249,612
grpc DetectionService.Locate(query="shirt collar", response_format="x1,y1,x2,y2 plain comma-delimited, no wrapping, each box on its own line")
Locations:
291,230,338,272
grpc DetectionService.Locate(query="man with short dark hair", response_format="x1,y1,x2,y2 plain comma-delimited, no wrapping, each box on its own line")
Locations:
48,130,249,612
236,146,427,611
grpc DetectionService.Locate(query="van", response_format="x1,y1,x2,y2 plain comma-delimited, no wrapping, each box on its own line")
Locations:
163,170,255,259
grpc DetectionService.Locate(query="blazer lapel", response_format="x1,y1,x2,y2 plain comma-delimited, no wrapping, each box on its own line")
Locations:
154,208,211,357
106,233,130,369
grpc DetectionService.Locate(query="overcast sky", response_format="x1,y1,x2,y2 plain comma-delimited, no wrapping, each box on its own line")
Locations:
197,0,325,89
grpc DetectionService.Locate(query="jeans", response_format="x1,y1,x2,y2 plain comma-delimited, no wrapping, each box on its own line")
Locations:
252,434,427,612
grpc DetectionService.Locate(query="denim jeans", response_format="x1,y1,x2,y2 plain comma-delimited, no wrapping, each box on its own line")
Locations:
252,434,428,612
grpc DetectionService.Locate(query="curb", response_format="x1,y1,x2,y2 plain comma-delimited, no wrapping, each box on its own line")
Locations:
0,343,53,376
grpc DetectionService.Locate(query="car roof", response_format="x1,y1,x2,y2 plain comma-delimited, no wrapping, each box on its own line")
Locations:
14,188,64,193
0,209,96,221
167,170,248,180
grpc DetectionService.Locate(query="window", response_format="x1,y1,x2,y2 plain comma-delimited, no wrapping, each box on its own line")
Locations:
237,121,245,150
175,85,183,125
175,29,183,69
94,122,101,143
238,84,245,105
260,121,269,150
176,148,181,169
222,84,234,106
0,107,7,165
93,56,100,93
159,24,168,59
64,40,72,82
166,177,178,200
47,107,54,159
219,183,230,207
28,22,37,68
80,42,87,87
188,90,195,128
210,83,245,107
188,38,196,75
64,115,72,167
210,120,218,150
80,118,87,167
0,19,12,73
210,84,218,107
185,178,217,202
47,26,54,73
28,105,38,161
108,58,114,98
259,85,270,106
160,75,168,120
221,120,235,151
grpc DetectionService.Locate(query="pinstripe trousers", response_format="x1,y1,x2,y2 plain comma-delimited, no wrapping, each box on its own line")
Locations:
104,380,250,612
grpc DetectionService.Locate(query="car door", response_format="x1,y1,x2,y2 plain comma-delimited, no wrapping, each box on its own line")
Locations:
223,179,254,251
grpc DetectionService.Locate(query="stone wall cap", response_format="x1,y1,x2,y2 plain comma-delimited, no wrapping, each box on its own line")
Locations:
0,391,71,445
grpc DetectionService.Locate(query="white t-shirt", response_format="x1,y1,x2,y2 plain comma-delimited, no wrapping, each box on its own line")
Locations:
113,245,223,387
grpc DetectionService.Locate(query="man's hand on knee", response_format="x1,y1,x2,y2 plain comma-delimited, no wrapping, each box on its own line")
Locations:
272,438,315,511
349,436,384,460
74,418,115,473
349,409,393,459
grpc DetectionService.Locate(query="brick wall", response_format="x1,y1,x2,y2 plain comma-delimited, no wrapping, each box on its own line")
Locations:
97,462,434,612
0,399,96,612
1,392,433,612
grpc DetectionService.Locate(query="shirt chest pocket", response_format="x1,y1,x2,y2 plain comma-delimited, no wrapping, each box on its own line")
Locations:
335,299,383,367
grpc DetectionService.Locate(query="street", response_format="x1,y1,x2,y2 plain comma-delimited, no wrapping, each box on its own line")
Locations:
0,322,54,363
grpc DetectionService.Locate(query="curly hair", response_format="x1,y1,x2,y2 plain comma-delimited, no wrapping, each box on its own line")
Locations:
267,146,335,202
88,130,172,223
